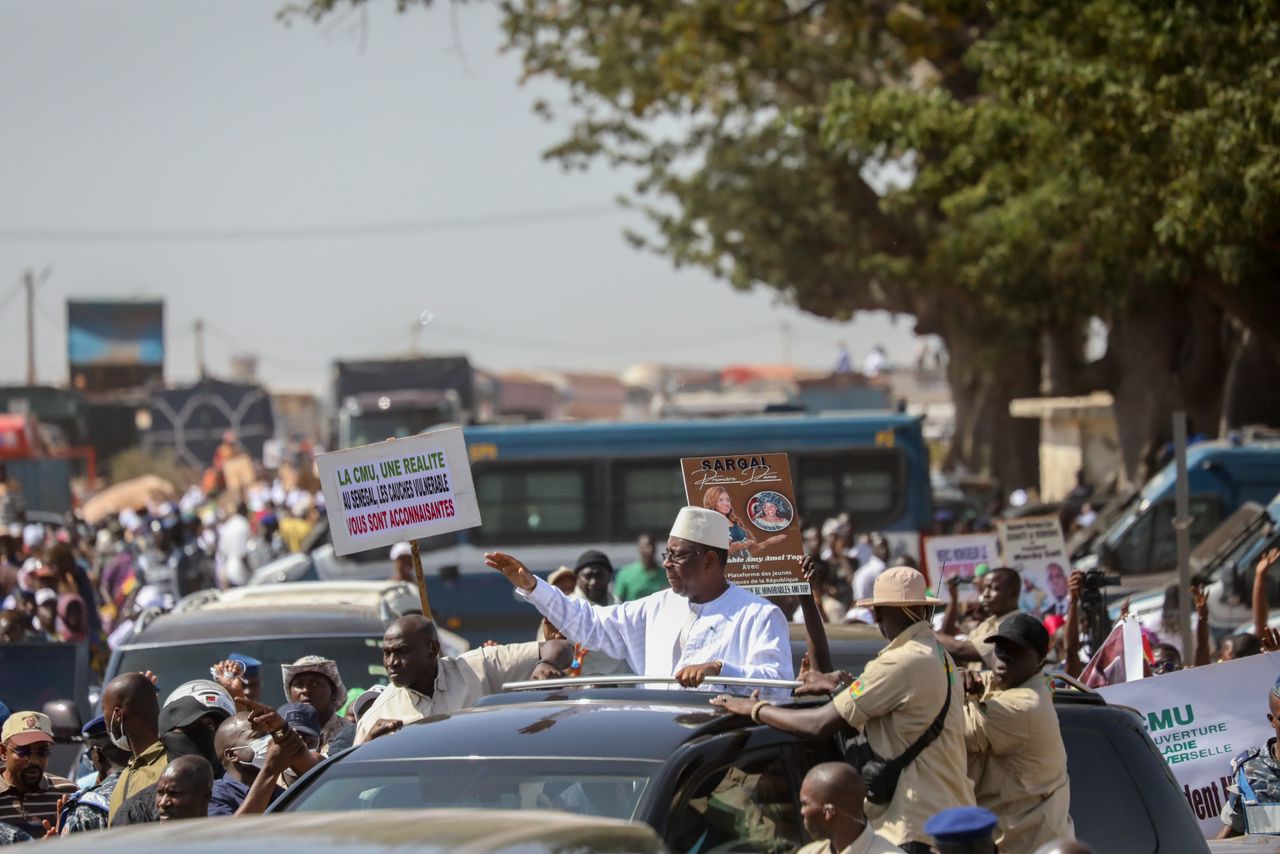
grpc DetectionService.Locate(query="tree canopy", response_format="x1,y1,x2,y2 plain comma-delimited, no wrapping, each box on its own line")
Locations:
293,0,1280,481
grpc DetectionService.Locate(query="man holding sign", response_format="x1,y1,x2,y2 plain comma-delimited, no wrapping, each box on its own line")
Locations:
485,506,794,699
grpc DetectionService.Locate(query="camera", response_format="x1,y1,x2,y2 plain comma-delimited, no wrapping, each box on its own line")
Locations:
1079,568,1121,653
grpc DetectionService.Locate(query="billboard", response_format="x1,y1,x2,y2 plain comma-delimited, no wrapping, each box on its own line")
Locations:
67,300,164,392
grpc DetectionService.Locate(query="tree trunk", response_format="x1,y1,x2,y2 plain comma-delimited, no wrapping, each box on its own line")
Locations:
1102,287,1228,482
939,323,1041,491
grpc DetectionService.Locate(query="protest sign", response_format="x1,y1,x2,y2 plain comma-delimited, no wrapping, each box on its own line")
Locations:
1098,653,1280,838
681,453,808,595
997,514,1071,617
316,427,481,557
923,533,999,602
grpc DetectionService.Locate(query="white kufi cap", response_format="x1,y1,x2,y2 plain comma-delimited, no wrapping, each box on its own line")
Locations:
669,506,730,550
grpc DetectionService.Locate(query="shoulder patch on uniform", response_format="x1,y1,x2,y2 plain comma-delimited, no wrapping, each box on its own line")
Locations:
848,678,865,698
1232,748,1261,772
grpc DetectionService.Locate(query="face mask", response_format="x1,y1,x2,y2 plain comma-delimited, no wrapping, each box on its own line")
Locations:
108,711,131,753
161,726,221,770
233,735,271,770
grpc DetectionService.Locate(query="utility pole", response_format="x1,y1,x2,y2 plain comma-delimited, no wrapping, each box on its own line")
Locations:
23,269,35,385
1173,411,1194,658
194,318,207,380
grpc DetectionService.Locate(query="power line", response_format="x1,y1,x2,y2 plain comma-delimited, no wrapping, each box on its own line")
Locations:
0,204,624,244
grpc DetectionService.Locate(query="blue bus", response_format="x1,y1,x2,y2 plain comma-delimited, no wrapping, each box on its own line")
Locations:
289,413,933,641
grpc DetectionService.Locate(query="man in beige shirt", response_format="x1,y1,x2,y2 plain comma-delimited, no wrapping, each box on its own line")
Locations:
355,615,571,745
794,763,903,854
713,567,974,852
964,613,1073,851
938,567,1024,669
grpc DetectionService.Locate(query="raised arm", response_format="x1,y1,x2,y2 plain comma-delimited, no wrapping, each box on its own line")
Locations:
939,575,964,637
1194,584,1213,667
1064,571,1083,679
797,555,833,673
485,552,639,664
1254,548,1279,639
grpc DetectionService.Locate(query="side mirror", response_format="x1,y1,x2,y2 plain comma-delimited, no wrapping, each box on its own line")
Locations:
42,700,83,742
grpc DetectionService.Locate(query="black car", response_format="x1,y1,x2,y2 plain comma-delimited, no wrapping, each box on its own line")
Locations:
271,680,1207,853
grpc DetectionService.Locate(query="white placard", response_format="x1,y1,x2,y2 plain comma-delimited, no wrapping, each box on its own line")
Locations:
998,514,1071,617
1098,652,1280,838
315,426,481,557
924,533,999,602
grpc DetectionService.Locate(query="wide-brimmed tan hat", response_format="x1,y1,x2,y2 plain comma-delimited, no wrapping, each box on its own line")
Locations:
856,566,943,608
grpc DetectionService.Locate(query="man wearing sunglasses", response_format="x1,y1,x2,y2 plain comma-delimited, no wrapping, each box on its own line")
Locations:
486,506,793,699
0,711,78,838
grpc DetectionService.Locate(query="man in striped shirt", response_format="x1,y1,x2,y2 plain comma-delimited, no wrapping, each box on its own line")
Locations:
0,711,77,838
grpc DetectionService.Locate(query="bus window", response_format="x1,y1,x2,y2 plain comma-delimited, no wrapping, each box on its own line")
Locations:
473,464,596,545
613,461,687,539
796,451,905,530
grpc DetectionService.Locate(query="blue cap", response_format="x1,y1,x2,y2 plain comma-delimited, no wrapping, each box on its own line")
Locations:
0,701,10,730
924,806,998,842
81,714,107,738
277,702,321,739
227,653,261,679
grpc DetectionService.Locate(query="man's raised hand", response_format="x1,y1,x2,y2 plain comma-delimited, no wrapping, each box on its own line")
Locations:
483,552,538,592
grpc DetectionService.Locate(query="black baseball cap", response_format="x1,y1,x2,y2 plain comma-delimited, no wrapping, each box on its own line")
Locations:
573,549,613,574
984,613,1050,659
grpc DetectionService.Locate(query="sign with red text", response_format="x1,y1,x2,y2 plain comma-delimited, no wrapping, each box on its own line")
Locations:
1098,653,1280,838
316,426,481,556
923,533,999,603
680,453,808,596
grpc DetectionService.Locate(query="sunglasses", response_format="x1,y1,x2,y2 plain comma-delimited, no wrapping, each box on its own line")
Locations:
10,744,51,759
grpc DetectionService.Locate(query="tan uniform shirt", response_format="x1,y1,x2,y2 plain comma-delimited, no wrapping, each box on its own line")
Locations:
354,642,541,745
832,620,975,846
965,672,1073,851
106,739,167,823
967,609,1024,669
794,829,904,854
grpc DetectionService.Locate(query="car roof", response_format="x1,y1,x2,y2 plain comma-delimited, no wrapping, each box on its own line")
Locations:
179,580,420,614
348,696,737,763
343,683,1109,766
123,604,384,646
40,809,666,854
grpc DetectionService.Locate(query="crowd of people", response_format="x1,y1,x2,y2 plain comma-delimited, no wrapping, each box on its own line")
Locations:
2,488,1277,849
0,475,329,678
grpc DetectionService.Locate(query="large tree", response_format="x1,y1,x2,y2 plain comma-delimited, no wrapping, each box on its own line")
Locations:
819,0,1280,476
293,0,1280,485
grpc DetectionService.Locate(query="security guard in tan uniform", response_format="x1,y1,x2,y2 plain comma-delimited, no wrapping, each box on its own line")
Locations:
938,567,1024,670
713,566,974,852
964,613,1073,850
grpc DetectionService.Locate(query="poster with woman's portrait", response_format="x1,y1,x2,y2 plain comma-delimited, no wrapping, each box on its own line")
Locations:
680,453,808,595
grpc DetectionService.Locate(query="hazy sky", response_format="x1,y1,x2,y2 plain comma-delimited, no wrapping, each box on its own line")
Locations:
0,0,918,394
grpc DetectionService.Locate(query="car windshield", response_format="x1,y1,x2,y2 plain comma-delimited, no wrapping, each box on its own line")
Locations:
115,636,386,705
287,758,658,821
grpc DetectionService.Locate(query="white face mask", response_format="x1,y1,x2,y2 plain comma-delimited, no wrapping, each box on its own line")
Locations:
108,711,131,753
234,735,271,770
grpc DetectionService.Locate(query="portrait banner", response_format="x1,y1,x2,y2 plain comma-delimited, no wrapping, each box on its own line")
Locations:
681,453,808,595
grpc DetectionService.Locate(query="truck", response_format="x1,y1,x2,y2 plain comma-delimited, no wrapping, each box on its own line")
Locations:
332,356,475,449
1076,437,1280,576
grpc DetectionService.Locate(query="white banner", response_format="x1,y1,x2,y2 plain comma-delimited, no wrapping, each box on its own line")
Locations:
923,533,999,603
1098,653,1280,838
997,514,1071,618
316,426,481,557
